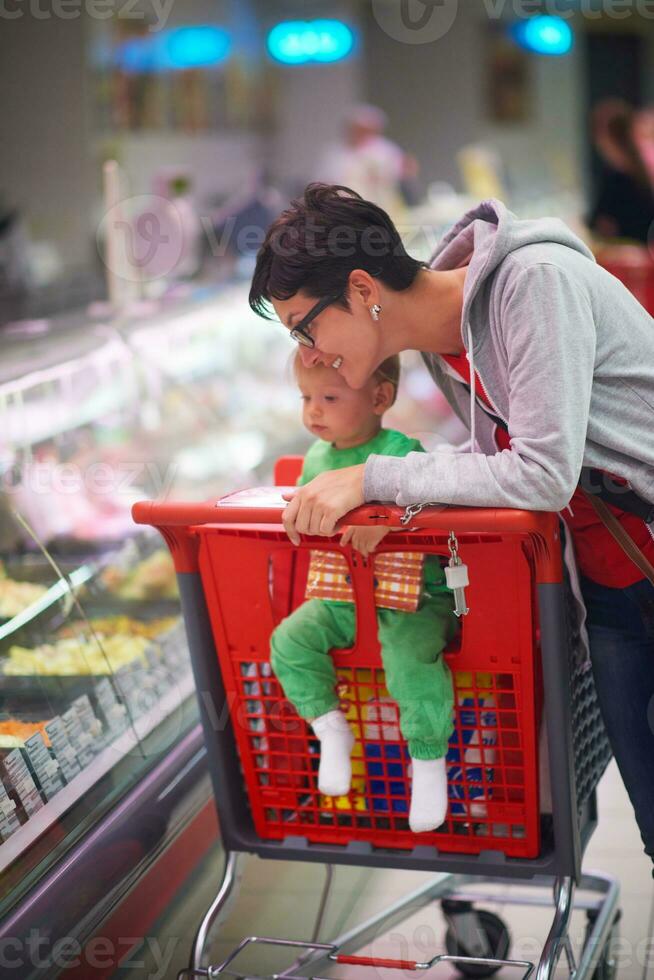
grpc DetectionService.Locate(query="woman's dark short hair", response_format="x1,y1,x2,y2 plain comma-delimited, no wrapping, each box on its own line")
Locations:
249,183,424,318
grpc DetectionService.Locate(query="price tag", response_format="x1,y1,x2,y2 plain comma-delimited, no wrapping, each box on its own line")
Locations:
44,717,81,784
62,707,94,769
0,783,21,841
24,732,65,801
93,678,128,736
2,749,44,817
72,695,104,751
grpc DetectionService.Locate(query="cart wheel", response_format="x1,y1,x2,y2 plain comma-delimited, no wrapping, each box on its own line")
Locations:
444,908,510,978
585,909,621,980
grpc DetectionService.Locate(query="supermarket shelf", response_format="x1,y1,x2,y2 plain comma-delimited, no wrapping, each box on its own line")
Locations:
0,669,196,873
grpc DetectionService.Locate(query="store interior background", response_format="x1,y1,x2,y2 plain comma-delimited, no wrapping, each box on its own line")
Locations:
3,0,654,316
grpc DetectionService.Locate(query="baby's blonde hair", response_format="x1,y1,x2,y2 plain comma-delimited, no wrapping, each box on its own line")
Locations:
292,351,400,405
374,354,400,406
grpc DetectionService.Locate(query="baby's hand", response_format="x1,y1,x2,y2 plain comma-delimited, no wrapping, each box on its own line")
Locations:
340,524,390,558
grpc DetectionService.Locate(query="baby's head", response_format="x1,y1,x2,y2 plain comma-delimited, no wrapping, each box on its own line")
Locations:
294,353,400,449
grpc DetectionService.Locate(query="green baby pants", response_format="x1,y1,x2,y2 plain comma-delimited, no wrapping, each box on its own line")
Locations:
270,593,457,760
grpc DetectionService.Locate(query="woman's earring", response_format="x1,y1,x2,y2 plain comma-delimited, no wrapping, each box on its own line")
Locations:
370,304,382,321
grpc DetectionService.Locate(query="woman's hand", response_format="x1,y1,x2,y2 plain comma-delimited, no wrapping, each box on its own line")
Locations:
282,464,366,545
340,524,390,558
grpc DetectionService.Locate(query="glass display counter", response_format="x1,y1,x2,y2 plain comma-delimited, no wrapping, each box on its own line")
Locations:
0,287,299,934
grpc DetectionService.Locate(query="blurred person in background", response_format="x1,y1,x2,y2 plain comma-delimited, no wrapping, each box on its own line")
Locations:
634,105,654,187
315,104,419,220
588,98,654,244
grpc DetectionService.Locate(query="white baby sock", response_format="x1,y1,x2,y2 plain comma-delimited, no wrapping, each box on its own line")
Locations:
409,757,448,833
311,709,355,797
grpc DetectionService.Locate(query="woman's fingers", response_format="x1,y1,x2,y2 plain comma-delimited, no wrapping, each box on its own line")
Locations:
282,494,302,545
318,510,338,536
283,495,337,543
281,465,366,545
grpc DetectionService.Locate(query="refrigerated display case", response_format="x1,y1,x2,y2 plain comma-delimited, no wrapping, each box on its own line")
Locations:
0,287,304,978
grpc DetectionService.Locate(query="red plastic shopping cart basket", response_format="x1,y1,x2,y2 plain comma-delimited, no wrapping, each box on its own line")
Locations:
134,460,612,878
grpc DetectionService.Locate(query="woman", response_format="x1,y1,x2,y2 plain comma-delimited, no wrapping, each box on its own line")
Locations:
249,183,654,870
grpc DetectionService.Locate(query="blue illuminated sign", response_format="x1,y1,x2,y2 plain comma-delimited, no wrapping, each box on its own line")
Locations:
115,26,231,73
511,15,573,56
162,27,231,69
267,19,355,65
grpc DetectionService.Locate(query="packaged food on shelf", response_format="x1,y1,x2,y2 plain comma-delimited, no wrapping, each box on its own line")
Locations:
43,717,82,784
93,677,128,736
0,782,21,842
0,747,45,819
22,731,65,801
62,705,96,768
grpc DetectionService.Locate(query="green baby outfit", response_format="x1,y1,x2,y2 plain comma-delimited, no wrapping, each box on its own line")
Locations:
270,428,457,760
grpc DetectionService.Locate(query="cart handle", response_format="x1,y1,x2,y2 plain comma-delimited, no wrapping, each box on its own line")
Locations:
132,490,562,581
133,489,560,537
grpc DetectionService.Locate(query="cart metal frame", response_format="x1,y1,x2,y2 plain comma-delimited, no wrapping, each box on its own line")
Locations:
133,492,620,980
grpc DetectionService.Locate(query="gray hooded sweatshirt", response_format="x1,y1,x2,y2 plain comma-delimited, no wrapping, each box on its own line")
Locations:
363,199,654,512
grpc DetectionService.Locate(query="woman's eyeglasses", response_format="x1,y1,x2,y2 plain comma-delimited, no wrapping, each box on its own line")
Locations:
289,292,342,349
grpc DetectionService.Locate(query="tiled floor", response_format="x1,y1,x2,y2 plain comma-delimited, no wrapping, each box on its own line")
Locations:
121,760,653,979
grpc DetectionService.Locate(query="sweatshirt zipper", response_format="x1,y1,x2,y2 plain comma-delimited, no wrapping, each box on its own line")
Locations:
465,352,509,428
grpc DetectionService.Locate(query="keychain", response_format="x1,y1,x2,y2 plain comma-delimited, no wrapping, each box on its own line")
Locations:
445,530,470,617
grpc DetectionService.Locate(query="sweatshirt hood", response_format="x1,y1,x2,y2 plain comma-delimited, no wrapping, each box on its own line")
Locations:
428,198,595,456
429,198,595,337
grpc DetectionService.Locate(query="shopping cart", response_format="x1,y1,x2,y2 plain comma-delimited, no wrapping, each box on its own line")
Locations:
133,462,619,980
596,244,654,315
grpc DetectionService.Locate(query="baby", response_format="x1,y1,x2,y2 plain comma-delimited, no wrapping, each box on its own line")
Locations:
270,354,458,832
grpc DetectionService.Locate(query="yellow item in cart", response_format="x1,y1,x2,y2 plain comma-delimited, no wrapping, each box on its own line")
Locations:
101,549,178,601
4,634,150,676
319,668,382,813
454,671,494,700
0,561,48,619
